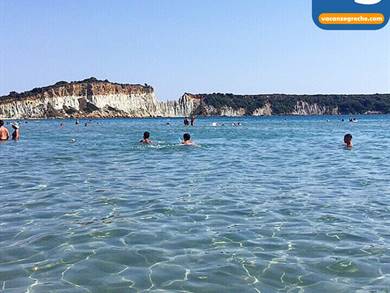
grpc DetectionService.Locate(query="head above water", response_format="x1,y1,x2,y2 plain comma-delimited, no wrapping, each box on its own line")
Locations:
344,133,353,144
143,131,150,139
183,133,191,141
0,120,4,127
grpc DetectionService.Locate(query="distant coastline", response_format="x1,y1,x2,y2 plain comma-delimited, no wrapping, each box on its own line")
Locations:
1,77,389,119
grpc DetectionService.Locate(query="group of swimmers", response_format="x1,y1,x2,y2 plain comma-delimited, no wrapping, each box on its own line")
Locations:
140,131,193,145
342,118,358,123
212,122,242,127
0,120,20,141
183,116,195,126
1,118,354,148
139,130,352,148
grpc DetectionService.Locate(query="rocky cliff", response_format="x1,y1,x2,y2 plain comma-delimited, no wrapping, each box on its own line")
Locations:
0,78,163,119
1,78,389,119
0,78,202,119
187,93,390,116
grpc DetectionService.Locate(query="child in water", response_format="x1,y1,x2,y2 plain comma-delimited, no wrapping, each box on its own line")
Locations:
182,133,193,145
140,131,152,144
344,133,353,148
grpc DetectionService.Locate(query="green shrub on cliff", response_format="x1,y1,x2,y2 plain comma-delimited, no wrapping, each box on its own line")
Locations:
203,93,267,115
198,93,390,115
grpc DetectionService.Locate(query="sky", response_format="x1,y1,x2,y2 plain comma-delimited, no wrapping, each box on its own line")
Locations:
0,0,389,100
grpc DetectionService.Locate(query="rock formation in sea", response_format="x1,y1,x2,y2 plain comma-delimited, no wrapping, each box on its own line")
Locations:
0,78,389,119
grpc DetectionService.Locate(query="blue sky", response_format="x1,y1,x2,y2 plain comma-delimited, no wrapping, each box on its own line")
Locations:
0,0,389,100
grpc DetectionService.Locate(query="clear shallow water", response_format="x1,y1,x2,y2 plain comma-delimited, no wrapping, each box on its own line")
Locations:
1,115,390,293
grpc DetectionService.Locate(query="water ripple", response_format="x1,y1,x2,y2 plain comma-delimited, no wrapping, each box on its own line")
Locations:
1,116,390,292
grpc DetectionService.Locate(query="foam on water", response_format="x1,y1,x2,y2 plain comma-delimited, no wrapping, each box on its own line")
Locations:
1,116,390,292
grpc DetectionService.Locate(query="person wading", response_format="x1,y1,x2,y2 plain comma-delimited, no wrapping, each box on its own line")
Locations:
0,120,9,141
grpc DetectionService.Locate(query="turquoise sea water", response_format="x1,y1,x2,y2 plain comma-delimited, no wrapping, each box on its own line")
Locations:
1,115,390,292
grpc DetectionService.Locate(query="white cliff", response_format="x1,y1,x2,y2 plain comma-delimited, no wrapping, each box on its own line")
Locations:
0,79,387,118
291,101,339,115
0,79,162,119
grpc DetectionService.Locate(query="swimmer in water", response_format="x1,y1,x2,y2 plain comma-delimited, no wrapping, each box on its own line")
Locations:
182,133,193,145
140,131,152,144
344,133,353,148
11,122,20,140
0,120,9,141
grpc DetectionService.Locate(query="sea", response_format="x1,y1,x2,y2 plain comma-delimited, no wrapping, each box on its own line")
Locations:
1,115,390,292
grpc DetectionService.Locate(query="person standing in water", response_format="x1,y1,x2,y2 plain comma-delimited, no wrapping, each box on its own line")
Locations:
184,117,190,126
140,131,152,144
11,123,20,140
0,120,9,141
190,116,195,126
344,134,353,148
182,133,193,145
